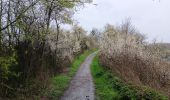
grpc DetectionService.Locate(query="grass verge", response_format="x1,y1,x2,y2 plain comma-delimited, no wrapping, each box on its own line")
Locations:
91,55,168,100
47,49,95,100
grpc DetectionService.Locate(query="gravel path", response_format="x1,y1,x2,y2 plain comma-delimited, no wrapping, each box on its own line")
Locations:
60,52,96,100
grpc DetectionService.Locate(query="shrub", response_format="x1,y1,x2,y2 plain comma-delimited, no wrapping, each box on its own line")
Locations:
99,21,170,97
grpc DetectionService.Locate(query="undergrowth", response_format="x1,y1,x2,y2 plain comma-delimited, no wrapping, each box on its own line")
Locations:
91,55,168,100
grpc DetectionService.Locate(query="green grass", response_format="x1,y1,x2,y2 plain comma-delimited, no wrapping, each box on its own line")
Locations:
91,55,119,100
91,55,168,100
47,49,96,100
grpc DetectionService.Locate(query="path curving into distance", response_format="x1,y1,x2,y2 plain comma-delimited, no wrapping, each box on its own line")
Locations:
61,52,97,100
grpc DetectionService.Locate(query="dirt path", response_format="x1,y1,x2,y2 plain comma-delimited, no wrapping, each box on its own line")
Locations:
61,52,96,100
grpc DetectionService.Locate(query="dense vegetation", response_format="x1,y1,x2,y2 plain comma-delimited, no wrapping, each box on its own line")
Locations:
91,55,168,100
0,0,96,99
149,43,170,61
1,0,170,99
98,20,170,98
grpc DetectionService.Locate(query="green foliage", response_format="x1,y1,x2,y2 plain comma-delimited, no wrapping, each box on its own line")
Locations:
47,75,71,100
91,55,168,100
0,52,20,97
0,54,18,81
0,0,93,98
58,0,75,8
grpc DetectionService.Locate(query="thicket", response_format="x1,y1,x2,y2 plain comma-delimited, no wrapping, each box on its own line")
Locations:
99,19,170,97
0,0,94,98
91,55,168,100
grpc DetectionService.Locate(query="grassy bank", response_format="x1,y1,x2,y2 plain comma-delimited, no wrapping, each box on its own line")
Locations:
47,49,95,99
91,55,168,100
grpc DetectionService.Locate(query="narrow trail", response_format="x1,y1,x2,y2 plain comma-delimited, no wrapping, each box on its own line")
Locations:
61,52,97,100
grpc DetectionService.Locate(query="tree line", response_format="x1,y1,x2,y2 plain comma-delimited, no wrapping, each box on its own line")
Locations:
0,0,96,98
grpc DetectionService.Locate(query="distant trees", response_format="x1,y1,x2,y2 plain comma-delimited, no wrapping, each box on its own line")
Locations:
89,28,101,48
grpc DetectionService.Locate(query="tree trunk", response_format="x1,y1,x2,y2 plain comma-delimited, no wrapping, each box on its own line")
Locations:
0,0,2,51
7,0,12,49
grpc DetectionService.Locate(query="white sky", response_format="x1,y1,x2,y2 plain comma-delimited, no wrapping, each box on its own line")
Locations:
73,0,170,43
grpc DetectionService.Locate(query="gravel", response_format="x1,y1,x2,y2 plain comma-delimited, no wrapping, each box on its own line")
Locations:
60,52,96,100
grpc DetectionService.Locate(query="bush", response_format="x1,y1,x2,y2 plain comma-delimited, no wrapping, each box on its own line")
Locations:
91,55,168,100
99,21,170,97
0,53,19,97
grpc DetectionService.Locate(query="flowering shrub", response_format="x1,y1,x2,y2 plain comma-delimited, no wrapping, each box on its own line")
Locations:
99,22,170,97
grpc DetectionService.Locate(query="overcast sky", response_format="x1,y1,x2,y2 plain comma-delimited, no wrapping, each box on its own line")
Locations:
73,0,170,43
